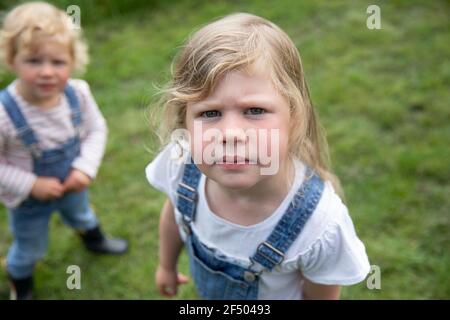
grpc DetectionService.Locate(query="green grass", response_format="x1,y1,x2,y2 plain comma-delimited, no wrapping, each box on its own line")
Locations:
0,0,449,299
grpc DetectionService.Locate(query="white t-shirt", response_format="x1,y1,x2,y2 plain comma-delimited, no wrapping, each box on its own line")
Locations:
146,143,371,299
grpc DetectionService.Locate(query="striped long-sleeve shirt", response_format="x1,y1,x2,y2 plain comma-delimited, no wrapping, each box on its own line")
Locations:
0,79,108,208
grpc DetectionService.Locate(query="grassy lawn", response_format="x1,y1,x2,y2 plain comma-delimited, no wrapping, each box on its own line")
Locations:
0,0,448,299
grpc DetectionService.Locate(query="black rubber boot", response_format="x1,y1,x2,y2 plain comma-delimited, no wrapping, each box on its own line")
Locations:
79,226,128,255
8,274,33,300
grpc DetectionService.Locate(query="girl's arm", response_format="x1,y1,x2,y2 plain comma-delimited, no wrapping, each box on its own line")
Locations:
0,126,63,202
0,126,35,202
158,198,184,269
70,80,107,179
156,198,188,296
302,278,341,300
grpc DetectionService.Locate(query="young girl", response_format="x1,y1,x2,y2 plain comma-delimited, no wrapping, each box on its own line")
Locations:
0,2,128,299
146,13,370,300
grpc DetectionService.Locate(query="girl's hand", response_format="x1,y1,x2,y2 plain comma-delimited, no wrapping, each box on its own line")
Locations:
31,177,65,201
155,265,189,297
63,169,91,193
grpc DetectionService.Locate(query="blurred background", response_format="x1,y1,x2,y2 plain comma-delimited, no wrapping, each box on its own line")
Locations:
0,0,448,299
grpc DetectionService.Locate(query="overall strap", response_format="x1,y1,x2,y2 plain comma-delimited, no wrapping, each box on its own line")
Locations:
0,89,41,157
176,161,202,229
64,84,82,130
250,167,325,271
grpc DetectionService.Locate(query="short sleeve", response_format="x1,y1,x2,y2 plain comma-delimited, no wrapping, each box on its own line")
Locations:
145,143,185,205
298,207,371,286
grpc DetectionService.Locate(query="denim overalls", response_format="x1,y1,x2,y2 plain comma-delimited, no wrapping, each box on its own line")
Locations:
176,161,324,300
0,86,98,279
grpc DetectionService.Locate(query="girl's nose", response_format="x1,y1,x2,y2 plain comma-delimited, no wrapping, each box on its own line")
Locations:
222,128,247,144
221,115,247,144
39,63,54,77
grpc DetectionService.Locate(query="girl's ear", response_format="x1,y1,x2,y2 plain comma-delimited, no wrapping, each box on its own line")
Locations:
67,53,76,75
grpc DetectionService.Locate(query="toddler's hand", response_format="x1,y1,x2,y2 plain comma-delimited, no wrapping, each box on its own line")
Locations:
63,169,91,193
31,177,64,201
156,265,189,297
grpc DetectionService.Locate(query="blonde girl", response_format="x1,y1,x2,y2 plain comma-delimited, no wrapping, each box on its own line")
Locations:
0,2,128,300
146,12,370,299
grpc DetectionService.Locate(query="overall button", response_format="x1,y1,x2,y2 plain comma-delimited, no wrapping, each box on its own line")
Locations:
182,223,191,235
244,271,256,282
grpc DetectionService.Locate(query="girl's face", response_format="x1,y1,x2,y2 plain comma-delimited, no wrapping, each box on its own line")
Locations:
186,68,291,191
11,38,74,108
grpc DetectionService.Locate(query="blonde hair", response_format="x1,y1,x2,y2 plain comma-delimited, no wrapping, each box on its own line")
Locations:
157,12,343,197
0,1,88,73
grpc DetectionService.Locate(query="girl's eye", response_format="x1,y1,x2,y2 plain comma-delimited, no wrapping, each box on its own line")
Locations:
26,58,41,64
201,110,221,118
53,60,67,66
245,107,265,115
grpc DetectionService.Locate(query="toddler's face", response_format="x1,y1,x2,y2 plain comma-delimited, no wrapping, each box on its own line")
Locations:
185,68,290,190
11,38,73,107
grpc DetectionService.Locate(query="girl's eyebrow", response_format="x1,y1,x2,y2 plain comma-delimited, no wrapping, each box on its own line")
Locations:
191,100,222,110
193,95,276,110
237,96,276,107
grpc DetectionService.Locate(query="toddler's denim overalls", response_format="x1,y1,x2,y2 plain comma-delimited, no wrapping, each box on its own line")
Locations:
0,86,98,279
176,161,324,299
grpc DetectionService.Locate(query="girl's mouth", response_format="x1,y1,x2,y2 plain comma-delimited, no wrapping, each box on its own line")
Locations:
38,83,57,91
215,156,257,169
221,156,248,164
